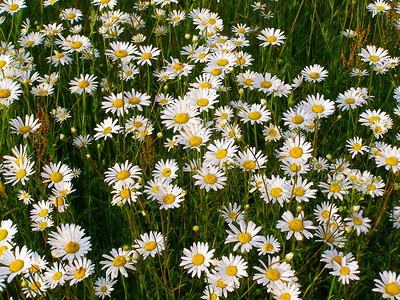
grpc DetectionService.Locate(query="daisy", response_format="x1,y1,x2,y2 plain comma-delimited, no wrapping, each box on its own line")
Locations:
276,211,316,241
94,276,117,299
101,92,128,117
106,41,137,62
375,145,400,173
120,63,139,81
2,160,35,186
359,45,389,66
65,257,95,286
302,93,335,119
220,203,244,224
257,28,286,46
193,165,226,192
336,89,366,111
94,117,122,140
301,64,328,83
253,256,296,290
47,223,92,262
314,223,347,249
350,68,368,77
169,9,185,26
263,123,282,142
160,98,201,132
0,220,17,247
286,176,317,203
134,45,161,66
235,147,268,172
69,74,98,95
152,159,179,183
60,8,82,24
43,261,66,289
225,220,263,253
104,161,141,189
330,257,360,285
0,79,22,105
346,137,368,158
73,134,93,148
279,135,313,164
41,162,73,188
156,184,185,210
92,0,118,10
203,138,238,168
239,103,271,125
17,190,33,205
124,88,151,111
187,88,219,112
215,254,248,284
282,107,314,130
0,0,27,15
344,210,371,235
9,115,41,138
30,200,53,222
367,0,391,18
319,176,352,201
134,231,165,259
373,270,400,299
261,175,290,206
18,32,44,48
314,201,339,224
100,248,136,279
270,281,302,300
180,242,215,278
177,124,212,152
0,246,32,283
256,235,281,256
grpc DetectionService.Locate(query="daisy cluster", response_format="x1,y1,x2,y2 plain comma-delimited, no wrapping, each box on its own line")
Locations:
0,0,399,299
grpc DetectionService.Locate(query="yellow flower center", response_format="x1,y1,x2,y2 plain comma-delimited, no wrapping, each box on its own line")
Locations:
53,271,62,280
248,112,261,120
353,217,362,225
309,72,320,79
211,68,222,76
324,234,334,243
74,267,86,279
189,136,202,147
376,6,385,11
217,59,228,66
103,127,112,135
229,212,237,220
39,222,48,229
369,55,379,62
199,82,212,89
112,256,127,267
290,147,303,158
237,232,251,244
39,209,48,217
292,116,304,124
204,174,217,184
243,160,256,170
340,267,350,275
269,129,277,137
312,105,324,113
173,62,184,70
65,242,80,253
266,269,281,281
332,256,342,265
366,184,376,191
288,219,303,232
117,170,130,180
16,170,27,179
115,50,128,58
19,126,31,134
100,286,108,292
217,279,227,288
163,194,175,204
237,58,245,65
385,283,400,296
293,187,305,197
226,266,237,276
9,4,19,11
386,157,398,166
243,79,253,86
353,143,361,150
192,254,205,266
271,187,282,198
329,184,341,193
66,13,76,19
144,241,157,251
120,189,131,199
112,99,123,108
261,81,272,89
0,89,10,98
281,293,291,300
264,243,273,251
208,18,216,25
290,164,301,172
38,90,48,95
78,81,89,89
0,229,8,241
70,42,82,49
50,172,63,183
9,260,24,273
216,149,227,159
174,113,189,124
141,53,152,60
322,211,330,218
0,61,6,68
345,98,355,104
30,282,41,291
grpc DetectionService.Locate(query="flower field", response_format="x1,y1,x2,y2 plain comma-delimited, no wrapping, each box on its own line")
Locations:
0,0,399,299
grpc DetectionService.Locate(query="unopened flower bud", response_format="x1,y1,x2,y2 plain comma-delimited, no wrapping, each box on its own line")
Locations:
157,132,163,138
285,252,294,261
244,204,250,210
193,225,199,231
20,280,28,288
184,33,191,40
86,154,91,159
238,88,244,95
71,127,77,133
132,251,140,260
296,205,303,213
352,205,360,212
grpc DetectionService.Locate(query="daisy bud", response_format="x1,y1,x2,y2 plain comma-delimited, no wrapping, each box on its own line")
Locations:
238,88,244,95
123,244,131,251
352,205,360,212
394,183,400,190
59,134,65,140
184,33,191,40
337,115,342,120
97,144,101,149
141,210,146,216
244,204,250,210
228,67,235,73
211,258,219,266
225,160,232,166
163,85,168,90
236,134,243,141
137,177,143,184
86,154,91,159
192,35,199,42
157,132,163,138
193,225,199,231
101,88,105,93
117,201,123,207
345,226,352,233
260,98,267,106
296,205,303,213
285,252,294,261
131,251,140,260
181,190,187,195
71,127,77,133
20,280,28,288
326,154,332,160
125,255,132,262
